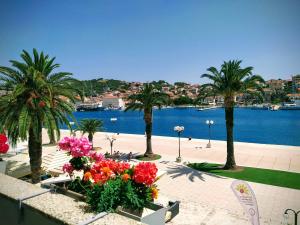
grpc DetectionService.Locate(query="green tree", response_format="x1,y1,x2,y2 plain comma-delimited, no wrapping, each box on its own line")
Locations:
173,95,193,105
125,83,169,157
0,49,81,183
193,86,215,106
201,60,264,169
77,119,103,147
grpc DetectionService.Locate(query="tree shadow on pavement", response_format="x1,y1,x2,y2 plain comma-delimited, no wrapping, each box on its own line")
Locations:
166,163,225,182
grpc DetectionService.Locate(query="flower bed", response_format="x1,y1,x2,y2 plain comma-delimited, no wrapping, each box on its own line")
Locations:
58,136,160,212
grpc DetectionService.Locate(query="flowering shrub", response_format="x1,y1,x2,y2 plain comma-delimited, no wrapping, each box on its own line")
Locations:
59,136,92,158
59,136,105,174
85,159,159,212
89,151,105,162
62,163,74,174
0,134,9,154
58,136,160,213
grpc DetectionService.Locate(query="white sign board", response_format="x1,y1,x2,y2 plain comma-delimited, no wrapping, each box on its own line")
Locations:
231,180,260,225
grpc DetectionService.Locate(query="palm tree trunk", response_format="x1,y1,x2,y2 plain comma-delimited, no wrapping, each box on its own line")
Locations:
224,104,236,169
49,136,56,145
28,125,42,184
88,133,93,148
47,128,56,144
144,110,153,157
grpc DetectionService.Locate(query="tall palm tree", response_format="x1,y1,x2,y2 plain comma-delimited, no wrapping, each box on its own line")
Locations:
77,119,103,147
201,60,264,169
0,49,81,183
125,83,169,157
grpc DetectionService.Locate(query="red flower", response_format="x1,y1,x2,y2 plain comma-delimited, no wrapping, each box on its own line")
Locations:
92,160,130,175
0,143,9,154
133,162,158,186
0,134,8,144
38,101,46,108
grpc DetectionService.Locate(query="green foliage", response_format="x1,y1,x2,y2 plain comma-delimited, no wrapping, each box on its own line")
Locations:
87,179,122,212
270,90,290,104
122,181,152,210
149,80,170,90
81,78,129,96
125,83,170,112
86,184,105,211
77,119,103,143
0,49,81,182
68,176,91,194
201,60,264,105
174,82,188,87
188,162,300,190
173,96,193,105
69,157,88,170
86,178,153,212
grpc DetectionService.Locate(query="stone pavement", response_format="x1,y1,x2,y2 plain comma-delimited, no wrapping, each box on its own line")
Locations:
39,130,300,224
155,160,299,225
83,131,300,225
82,131,300,173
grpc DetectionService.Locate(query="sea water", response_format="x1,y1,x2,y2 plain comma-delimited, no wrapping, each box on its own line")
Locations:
71,108,300,146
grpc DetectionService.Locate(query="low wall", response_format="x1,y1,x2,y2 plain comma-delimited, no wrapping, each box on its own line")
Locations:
0,174,142,225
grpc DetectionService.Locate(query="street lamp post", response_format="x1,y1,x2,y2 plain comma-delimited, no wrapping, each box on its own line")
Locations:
174,126,184,162
110,117,119,135
106,134,117,156
206,120,214,148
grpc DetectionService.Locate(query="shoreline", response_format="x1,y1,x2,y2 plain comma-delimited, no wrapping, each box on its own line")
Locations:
60,129,300,148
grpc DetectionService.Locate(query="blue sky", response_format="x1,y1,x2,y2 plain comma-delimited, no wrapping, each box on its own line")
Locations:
1,0,299,83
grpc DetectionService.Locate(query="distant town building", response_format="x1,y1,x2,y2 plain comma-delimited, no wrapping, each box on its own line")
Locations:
102,94,125,108
292,75,300,93
162,86,170,92
262,88,272,102
266,79,285,90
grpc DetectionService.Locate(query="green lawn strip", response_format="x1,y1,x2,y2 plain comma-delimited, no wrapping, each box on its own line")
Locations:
187,163,300,190
135,154,162,161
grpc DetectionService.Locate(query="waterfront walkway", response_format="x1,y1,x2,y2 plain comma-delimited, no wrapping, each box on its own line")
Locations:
83,131,300,173
5,130,299,225
45,130,300,225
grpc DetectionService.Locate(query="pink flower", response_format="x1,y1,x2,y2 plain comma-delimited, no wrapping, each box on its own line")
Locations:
62,163,74,175
58,136,92,157
89,151,104,162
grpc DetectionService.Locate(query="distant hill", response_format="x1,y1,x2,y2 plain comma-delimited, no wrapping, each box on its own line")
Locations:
80,78,130,96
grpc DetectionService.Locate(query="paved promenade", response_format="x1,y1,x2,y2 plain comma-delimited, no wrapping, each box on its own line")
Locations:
55,130,300,224
7,130,300,225
83,131,300,173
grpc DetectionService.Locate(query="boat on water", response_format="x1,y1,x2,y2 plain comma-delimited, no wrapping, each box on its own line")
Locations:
269,105,280,111
280,102,300,110
197,106,220,111
76,103,105,111
250,104,270,110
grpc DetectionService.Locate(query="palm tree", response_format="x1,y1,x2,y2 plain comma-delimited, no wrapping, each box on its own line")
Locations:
201,60,264,169
77,119,103,147
125,83,169,157
0,49,81,183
